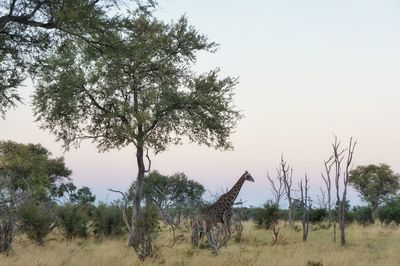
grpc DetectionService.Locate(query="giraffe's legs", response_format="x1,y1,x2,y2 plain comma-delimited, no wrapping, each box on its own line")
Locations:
219,213,233,248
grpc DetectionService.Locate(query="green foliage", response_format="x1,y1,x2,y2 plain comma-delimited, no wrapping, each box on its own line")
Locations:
32,8,240,260
134,203,161,260
349,164,400,215
0,140,72,200
18,199,54,245
255,201,280,229
0,140,71,251
143,171,205,212
93,203,126,237
309,208,327,224
54,186,95,238
0,0,154,117
70,186,96,205
350,206,374,226
55,204,92,239
377,196,400,225
32,11,241,153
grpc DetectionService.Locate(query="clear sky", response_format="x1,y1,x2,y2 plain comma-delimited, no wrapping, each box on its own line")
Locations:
1,0,400,207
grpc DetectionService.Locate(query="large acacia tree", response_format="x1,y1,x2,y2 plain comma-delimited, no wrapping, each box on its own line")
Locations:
33,12,241,258
0,0,155,117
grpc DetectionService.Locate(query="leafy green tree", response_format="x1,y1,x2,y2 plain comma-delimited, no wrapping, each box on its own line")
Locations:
0,0,156,117
32,10,241,258
349,164,400,220
70,186,96,205
377,196,400,225
0,140,72,199
0,140,71,252
143,171,204,214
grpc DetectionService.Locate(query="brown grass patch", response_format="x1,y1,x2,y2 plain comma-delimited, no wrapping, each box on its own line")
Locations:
1,222,400,266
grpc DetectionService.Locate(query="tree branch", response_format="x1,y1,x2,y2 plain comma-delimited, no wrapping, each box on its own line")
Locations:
144,146,151,173
107,188,131,231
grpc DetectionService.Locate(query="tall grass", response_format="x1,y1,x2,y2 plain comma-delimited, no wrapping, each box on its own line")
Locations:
1,222,400,266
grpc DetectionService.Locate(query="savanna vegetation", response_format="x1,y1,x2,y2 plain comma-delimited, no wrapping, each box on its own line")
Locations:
1,1,400,265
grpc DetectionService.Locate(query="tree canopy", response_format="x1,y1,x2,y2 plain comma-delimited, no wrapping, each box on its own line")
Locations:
349,164,400,218
33,12,241,153
0,140,72,200
0,0,156,117
143,170,205,210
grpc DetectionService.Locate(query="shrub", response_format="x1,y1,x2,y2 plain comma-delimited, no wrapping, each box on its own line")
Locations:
18,199,54,245
134,203,161,260
55,204,91,238
255,201,279,229
351,206,373,226
93,203,126,237
309,208,327,223
377,197,400,225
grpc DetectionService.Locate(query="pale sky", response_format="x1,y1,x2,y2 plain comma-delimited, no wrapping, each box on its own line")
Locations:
1,0,400,207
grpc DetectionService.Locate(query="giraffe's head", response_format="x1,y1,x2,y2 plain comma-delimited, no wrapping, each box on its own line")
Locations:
242,171,254,182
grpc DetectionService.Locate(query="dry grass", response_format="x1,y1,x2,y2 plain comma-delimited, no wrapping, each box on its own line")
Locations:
1,222,400,266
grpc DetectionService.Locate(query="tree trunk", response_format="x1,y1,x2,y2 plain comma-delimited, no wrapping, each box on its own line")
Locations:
302,207,309,241
339,201,346,246
371,205,378,222
0,219,14,253
333,222,336,242
130,141,146,248
177,210,181,225
340,210,345,245
288,201,293,227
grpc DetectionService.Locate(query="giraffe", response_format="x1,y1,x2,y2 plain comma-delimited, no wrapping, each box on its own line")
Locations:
199,171,254,250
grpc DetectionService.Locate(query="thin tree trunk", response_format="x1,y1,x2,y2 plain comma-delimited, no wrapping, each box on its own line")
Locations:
371,205,378,222
333,222,336,242
130,141,146,248
340,203,346,245
288,201,293,227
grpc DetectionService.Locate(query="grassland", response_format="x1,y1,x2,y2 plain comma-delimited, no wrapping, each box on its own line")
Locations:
1,222,400,266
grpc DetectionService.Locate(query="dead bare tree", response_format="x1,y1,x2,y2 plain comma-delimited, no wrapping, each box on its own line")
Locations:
316,187,328,209
299,174,311,241
331,136,356,246
278,155,294,227
266,170,285,206
321,154,337,241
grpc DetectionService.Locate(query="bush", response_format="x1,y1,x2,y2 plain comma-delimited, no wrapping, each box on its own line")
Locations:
18,199,54,245
93,203,126,237
255,201,279,229
309,208,327,224
55,204,91,238
134,203,161,260
351,206,373,226
378,197,400,225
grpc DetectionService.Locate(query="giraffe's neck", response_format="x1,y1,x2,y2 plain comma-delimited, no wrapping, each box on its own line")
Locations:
224,176,246,206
